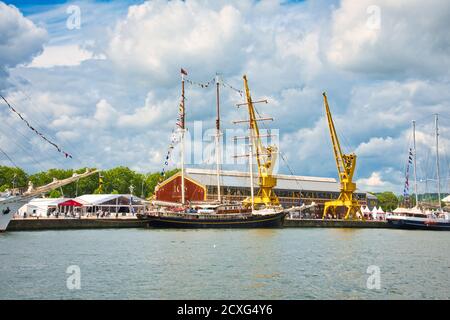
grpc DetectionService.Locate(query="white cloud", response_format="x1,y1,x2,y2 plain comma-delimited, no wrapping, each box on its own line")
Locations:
107,0,248,81
0,2,47,88
356,171,399,193
29,44,103,68
327,0,450,77
1,0,449,196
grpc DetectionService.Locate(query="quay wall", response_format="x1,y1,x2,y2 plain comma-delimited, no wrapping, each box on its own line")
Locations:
7,218,146,231
7,218,389,231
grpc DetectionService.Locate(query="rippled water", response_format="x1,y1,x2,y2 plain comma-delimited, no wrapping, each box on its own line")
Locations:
0,228,449,299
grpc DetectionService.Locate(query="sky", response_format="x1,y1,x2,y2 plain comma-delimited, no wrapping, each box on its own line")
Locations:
0,0,449,195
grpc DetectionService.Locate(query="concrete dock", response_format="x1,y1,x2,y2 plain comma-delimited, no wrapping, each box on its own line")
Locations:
7,217,146,231
6,217,389,231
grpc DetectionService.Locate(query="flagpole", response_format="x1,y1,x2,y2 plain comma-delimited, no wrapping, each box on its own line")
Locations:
435,114,441,210
181,69,186,205
215,74,221,203
412,120,419,207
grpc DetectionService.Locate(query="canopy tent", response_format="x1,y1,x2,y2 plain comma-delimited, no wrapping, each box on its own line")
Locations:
73,194,149,216
18,198,70,217
361,206,371,214
58,199,83,207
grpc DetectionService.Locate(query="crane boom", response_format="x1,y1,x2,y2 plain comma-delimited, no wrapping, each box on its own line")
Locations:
241,75,279,208
322,92,360,220
324,93,345,176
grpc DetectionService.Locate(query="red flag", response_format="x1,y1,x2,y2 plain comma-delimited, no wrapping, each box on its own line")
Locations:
180,68,188,75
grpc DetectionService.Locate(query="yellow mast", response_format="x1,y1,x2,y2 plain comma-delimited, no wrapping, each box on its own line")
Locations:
322,92,360,220
241,75,280,208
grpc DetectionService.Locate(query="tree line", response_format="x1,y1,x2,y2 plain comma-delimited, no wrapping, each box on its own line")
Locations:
372,191,448,211
0,165,178,199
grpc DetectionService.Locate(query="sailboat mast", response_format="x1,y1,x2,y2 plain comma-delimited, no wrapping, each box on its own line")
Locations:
435,114,441,209
412,120,419,206
181,70,186,205
215,74,221,202
249,128,255,210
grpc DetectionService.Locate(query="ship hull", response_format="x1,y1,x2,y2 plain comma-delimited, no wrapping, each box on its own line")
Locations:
387,218,450,231
1,197,30,232
141,212,286,229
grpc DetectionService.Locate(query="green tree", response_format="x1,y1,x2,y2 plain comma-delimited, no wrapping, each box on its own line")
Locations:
101,166,144,194
0,166,28,190
48,189,62,198
376,191,399,211
0,165,180,199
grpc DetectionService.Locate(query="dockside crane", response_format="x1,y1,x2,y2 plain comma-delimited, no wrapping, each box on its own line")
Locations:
322,92,360,220
236,75,280,209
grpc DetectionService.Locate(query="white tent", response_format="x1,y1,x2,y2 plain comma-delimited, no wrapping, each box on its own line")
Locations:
371,206,379,219
74,194,149,216
362,206,371,214
18,198,69,217
443,195,450,204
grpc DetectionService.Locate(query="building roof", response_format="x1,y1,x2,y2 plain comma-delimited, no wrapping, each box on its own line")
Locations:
443,195,450,203
184,168,369,195
74,194,147,205
26,198,71,208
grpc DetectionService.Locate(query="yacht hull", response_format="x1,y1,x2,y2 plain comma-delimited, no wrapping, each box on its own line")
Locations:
140,211,286,229
0,197,30,231
387,218,450,231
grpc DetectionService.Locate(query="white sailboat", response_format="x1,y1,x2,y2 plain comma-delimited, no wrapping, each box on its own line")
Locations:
387,115,450,230
0,169,98,231
0,94,98,231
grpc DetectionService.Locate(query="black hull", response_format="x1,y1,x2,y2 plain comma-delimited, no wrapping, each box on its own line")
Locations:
387,219,450,231
141,212,286,229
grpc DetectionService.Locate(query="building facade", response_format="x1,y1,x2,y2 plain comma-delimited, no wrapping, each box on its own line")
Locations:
155,168,378,209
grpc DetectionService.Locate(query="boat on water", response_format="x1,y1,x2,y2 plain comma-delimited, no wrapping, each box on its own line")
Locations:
138,70,285,228
0,94,99,232
386,207,450,230
0,169,97,231
143,203,284,228
387,117,450,231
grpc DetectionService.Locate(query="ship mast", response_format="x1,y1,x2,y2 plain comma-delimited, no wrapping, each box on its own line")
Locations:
412,120,419,207
215,74,222,203
234,75,279,209
435,114,441,210
180,69,186,205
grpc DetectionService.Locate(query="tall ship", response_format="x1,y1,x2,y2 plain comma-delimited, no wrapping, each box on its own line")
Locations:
138,70,285,228
387,116,450,230
1,169,97,231
0,94,97,231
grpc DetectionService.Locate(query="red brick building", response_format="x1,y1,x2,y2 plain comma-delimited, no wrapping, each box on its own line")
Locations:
155,174,206,203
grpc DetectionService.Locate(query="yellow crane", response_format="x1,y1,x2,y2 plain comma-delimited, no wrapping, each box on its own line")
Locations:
322,92,360,220
241,75,280,208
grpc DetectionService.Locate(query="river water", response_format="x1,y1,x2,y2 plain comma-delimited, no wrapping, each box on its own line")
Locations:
0,228,449,299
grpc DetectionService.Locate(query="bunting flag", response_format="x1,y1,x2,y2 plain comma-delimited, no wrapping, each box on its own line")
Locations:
98,173,104,192
185,77,215,88
177,99,184,129
159,129,181,180
403,148,413,197
0,94,73,159
221,80,244,96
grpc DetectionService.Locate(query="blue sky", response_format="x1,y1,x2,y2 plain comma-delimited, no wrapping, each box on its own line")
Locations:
0,0,449,194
